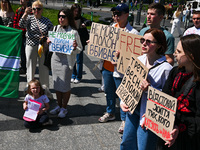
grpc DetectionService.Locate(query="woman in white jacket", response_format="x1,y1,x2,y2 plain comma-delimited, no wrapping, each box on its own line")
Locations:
48,8,82,118
171,6,183,37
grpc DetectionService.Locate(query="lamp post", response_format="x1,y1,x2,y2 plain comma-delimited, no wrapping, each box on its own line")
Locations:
135,0,143,25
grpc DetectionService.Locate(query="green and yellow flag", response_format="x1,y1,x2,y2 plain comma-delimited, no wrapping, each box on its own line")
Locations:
0,25,22,98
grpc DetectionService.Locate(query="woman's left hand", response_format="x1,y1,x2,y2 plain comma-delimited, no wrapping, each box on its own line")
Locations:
73,40,77,50
140,79,150,91
164,125,179,147
140,114,147,129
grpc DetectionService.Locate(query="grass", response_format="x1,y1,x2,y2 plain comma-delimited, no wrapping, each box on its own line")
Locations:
11,4,100,26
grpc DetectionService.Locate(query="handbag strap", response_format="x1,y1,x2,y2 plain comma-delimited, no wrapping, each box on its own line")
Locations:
149,61,167,71
53,25,58,32
181,75,194,97
34,16,43,37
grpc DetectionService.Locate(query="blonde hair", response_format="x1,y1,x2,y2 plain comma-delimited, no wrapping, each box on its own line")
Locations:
175,6,182,18
32,0,43,8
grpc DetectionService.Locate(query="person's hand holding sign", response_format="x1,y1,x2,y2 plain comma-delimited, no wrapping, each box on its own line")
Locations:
120,103,129,112
164,125,179,147
111,50,120,66
73,40,78,50
140,79,150,91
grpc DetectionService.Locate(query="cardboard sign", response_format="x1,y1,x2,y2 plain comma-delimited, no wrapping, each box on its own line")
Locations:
48,31,74,55
116,53,148,114
145,86,177,141
117,31,143,74
87,22,121,63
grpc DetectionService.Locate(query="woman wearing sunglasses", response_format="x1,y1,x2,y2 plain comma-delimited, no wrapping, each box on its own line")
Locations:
48,8,82,118
19,0,53,88
120,28,173,150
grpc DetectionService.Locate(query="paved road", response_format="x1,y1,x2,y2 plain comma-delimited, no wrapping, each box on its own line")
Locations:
0,1,193,149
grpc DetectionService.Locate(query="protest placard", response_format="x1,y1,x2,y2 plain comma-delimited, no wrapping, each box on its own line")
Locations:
48,31,74,55
145,86,177,141
87,22,121,63
116,53,148,114
117,31,143,74
23,99,42,121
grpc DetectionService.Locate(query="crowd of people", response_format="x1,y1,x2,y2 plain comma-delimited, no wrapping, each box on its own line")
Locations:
1,0,200,149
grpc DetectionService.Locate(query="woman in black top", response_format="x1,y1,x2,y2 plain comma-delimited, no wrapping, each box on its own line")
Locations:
157,34,200,150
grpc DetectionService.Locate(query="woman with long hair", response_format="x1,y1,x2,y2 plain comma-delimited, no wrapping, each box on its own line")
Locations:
171,6,183,37
157,34,200,150
49,8,82,118
120,28,172,150
71,4,89,84
0,0,14,26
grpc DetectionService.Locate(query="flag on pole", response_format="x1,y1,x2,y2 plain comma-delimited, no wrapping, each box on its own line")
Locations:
0,25,22,98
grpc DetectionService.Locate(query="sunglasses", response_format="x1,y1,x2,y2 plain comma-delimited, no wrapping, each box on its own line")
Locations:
192,18,200,21
58,15,67,19
32,7,42,11
113,11,124,16
140,38,157,45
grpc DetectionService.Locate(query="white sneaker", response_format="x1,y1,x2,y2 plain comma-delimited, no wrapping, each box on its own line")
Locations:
58,108,68,118
71,78,75,83
49,106,60,115
74,79,81,84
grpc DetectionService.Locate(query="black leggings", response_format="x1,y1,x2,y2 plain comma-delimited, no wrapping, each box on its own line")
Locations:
24,112,49,129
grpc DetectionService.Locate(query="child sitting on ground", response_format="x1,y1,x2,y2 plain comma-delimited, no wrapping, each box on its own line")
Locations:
23,79,52,129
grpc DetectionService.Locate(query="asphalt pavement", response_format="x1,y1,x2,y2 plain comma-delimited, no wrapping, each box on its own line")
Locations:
0,1,191,150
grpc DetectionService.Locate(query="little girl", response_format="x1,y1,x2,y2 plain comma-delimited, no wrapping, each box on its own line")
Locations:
157,34,200,150
120,28,173,150
23,79,52,129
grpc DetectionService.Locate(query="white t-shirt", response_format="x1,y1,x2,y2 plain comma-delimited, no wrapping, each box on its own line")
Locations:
183,26,200,36
24,94,49,109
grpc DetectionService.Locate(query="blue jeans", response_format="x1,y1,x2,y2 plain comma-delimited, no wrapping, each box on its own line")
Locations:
102,68,126,121
120,106,157,150
72,50,83,80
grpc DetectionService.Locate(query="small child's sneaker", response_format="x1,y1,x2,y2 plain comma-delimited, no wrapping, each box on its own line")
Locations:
58,108,68,118
49,106,60,115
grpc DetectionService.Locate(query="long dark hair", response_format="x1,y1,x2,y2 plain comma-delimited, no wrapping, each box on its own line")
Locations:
71,4,82,19
1,0,13,12
180,34,200,81
144,28,167,55
58,8,77,30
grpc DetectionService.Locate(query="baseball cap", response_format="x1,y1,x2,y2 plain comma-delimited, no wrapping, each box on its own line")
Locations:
111,3,129,13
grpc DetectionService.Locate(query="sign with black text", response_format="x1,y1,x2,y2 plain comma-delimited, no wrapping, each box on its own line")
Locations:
116,54,148,114
117,31,143,74
87,22,121,63
145,86,177,141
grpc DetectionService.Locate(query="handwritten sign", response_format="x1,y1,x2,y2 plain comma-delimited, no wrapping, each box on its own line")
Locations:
145,86,177,141
48,31,74,55
87,22,121,62
117,31,143,74
116,54,148,114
